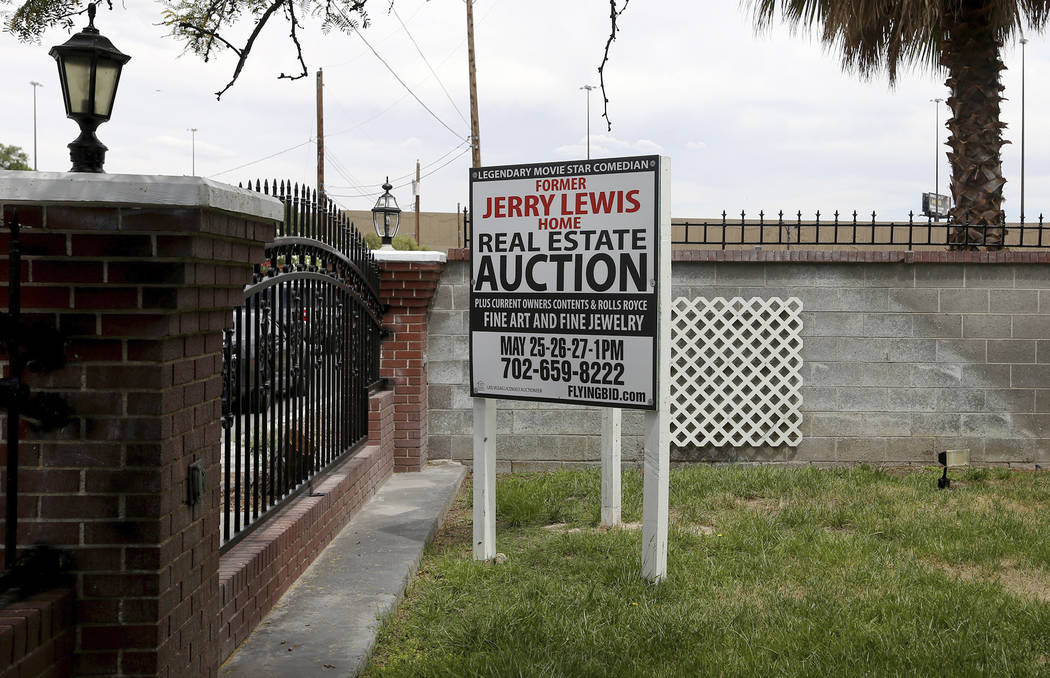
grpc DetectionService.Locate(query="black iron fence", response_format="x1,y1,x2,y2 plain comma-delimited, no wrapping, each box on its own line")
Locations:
1,209,72,589
220,181,384,550
461,208,1050,250
673,211,1048,249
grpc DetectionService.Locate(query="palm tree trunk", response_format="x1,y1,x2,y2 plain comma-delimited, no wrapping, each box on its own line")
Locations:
941,2,1007,250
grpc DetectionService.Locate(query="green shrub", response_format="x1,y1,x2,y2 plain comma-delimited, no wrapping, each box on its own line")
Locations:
392,234,427,251
363,232,429,251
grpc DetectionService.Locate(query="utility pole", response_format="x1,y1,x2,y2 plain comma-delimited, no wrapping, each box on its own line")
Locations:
316,68,325,203
466,0,481,167
414,159,421,243
30,81,42,170
187,127,198,175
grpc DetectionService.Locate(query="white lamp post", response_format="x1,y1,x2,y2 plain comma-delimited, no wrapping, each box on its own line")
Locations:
1020,37,1028,224
580,85,595,159
188,127,198,175
930,97,944,220
29,81,43,170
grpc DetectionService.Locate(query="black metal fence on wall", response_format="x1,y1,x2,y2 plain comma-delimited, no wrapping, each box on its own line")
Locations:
461,208,1050,249
220,181,384,550
673,211,1049,249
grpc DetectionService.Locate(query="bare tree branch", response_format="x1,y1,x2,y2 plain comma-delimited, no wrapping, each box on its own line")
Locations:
210,0,284,98
598,0,629,132
277,0,308,81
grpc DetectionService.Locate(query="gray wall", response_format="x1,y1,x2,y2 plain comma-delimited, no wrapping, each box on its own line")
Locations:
427,259,1050,470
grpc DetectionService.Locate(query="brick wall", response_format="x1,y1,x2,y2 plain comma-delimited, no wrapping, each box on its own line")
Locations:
0,174,280,678
428,249,1050,469
218,389,394,662
0,589,74,678
376,256,445,472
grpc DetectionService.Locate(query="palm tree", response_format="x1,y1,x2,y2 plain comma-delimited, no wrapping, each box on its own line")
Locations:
748,1,1049,249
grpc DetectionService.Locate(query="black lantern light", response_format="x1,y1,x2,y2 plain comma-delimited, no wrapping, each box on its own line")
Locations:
371,178,402,249
49,3,130,173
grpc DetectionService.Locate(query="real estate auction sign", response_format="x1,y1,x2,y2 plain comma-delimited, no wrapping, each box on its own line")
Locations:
469,155,661,409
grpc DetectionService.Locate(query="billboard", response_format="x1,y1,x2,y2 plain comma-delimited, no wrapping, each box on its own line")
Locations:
922,192,950,218
469,156,662,410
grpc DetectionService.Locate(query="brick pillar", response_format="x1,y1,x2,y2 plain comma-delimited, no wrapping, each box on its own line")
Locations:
0,173,280,678
374,251,447,472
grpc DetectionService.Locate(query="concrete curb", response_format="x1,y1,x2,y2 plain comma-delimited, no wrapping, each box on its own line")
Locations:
220,462,467,677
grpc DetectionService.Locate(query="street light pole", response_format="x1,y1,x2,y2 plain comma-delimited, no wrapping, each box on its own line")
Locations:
29,81,42,170
930,97,943,220
580,85,595,159
1020,37,1028,224
187,127,198,175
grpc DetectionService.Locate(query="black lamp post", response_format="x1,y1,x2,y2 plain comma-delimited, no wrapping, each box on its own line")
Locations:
372,178,402,249
49,3,130,173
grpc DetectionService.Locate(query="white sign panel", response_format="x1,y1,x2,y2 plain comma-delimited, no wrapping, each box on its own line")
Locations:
469,156,661,409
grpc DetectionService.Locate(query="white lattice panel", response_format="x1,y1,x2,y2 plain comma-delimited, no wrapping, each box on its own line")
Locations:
671,296,803,448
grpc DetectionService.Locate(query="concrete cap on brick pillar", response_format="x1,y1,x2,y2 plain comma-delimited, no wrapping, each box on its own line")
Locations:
0,170,282,220
372,249,448,263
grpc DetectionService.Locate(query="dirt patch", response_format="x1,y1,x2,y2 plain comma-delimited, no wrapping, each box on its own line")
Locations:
543,521,642,534
543,523,584,534
970,494,1035,517
429,492,473,554
669,508,718,537
927,558,1050,603
736,496,783,513
883,466,926,475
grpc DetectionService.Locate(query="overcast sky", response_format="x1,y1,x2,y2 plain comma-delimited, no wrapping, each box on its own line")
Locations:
2,1,1046,221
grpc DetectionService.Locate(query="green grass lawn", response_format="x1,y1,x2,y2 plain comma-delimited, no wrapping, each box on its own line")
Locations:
363,465,1050,677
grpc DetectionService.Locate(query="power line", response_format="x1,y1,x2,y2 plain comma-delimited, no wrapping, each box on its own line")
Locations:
325,1,428,69
326,0,500,140
326,145,470,199
417,145,471,183
324,148,372,196
325,140,469,192
341,15,468,142
208,138,314,178
325,92,411,138
393,6,469,127
386,140,470,183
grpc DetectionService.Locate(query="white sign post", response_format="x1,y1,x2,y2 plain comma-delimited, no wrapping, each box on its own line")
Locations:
600,407,622,527
469,156,670,579
642,159,672,581
472,397,496,561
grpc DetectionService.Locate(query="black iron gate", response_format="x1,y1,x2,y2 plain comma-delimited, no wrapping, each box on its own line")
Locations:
220,182,383,549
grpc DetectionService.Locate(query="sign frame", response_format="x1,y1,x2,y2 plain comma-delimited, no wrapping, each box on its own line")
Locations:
468,155,663,411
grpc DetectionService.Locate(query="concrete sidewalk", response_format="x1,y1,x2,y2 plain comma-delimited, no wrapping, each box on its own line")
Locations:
220,462,467,677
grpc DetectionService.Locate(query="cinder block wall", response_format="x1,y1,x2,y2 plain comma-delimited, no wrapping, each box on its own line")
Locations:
428,250,1050,469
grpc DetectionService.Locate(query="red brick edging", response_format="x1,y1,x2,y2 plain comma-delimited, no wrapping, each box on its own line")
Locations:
0,589,74,678
217,389,395,662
